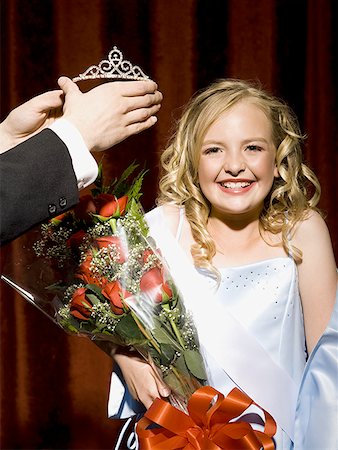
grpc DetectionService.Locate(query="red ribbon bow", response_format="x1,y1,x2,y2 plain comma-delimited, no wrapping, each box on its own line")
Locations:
136,386,276,450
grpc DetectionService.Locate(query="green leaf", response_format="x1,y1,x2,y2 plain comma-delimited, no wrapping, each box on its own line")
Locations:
58,315,82,333
112,161,140,198
91,213,112,222
152,326,176,345
172,354,190,377
183,349,208,381
127,199,149,236
163,371,187,398
114,313,148,345
92,162,104,193
125,168,148,203
86,284,107,301
159,343,175,366
91,323,107,332
64,323,80,333
144,345,161,362
85,293,100,306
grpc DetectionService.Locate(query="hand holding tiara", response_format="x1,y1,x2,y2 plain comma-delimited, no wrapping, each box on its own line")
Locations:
73,46,149,82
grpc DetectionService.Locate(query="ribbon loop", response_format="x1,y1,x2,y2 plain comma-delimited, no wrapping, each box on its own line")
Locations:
136,387,277,449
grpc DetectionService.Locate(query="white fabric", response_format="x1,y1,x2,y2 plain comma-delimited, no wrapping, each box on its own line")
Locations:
49,118,98,189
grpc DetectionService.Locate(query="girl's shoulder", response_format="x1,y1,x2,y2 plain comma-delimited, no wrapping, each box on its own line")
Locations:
292,210,331,248
292,209,336,280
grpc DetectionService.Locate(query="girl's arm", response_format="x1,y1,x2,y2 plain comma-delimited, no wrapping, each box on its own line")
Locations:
295,211,337,354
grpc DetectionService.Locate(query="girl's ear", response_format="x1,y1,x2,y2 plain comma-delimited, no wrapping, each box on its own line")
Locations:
274,165,280,178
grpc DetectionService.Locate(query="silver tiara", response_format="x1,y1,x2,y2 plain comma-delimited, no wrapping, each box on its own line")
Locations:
72,46,149,82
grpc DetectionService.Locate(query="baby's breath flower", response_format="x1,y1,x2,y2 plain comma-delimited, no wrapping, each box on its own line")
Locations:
91,302,121,332
63,283,84,302
87,222,113,239
58,304,71,321
91,246,123,281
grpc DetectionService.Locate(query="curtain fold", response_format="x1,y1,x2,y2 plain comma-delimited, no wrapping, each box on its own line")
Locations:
1,0,336,448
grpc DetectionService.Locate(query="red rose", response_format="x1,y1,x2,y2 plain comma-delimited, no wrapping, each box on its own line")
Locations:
74,194,97,222
70,287,93,320
95,194,128,218
102,280,132,315
67,229,86,248
95,235,127,263
140,268,173,303
75,254,106,286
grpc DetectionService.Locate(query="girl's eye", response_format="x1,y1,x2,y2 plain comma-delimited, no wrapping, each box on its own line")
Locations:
246,145,262,152
204,147,222,155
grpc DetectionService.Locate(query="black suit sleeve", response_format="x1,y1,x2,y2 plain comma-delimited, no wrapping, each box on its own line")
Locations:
0,128,79,245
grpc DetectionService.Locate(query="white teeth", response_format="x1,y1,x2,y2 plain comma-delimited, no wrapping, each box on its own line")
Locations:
221,181,251,188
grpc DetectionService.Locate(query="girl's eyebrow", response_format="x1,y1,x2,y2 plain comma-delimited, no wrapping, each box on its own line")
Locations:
201,140,225,146
202,137,269,146
242,137,269,144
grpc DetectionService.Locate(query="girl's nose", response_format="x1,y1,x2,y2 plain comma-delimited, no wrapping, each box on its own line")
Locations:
223,153,246,176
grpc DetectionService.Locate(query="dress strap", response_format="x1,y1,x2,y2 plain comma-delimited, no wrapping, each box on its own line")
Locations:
285,212,293,258
175,207,184,242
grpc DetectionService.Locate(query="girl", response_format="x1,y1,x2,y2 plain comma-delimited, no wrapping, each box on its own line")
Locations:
109,79,337,449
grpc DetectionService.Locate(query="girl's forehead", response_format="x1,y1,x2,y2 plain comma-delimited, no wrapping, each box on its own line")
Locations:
203,100,272,133
200,97,270,125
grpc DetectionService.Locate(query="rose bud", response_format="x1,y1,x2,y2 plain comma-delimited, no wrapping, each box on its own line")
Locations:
140,268,172,303
50,212,67,225
70,287,93,320
102,280,132,315
74,194,97,222
162,281,173,299
95,194,128,218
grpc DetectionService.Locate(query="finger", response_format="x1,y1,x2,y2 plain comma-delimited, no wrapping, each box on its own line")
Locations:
28,90,64,112
123,91,163,113
140,383,164,409
153,377,171,398
123,116,158,137
125,103,161,125
110,79,159,96
58,76,81,94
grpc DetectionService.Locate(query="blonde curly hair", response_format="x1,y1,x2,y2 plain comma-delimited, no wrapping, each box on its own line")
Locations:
158,79,321,274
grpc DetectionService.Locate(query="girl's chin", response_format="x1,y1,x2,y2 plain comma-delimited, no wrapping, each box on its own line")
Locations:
211,203,263,219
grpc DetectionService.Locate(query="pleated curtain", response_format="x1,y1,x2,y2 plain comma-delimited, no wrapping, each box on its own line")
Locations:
0,0,336,448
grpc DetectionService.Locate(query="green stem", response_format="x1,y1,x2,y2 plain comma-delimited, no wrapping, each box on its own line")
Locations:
130,310,161,354
109,218,117,233
169,317,185,349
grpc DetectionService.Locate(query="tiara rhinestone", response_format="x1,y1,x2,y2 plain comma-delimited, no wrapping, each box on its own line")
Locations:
72,46,149,82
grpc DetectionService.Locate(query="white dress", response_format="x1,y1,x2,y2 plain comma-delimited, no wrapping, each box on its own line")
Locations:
108,206,338,450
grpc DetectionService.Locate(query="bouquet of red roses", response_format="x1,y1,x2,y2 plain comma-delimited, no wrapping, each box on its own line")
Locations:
3,163,207,410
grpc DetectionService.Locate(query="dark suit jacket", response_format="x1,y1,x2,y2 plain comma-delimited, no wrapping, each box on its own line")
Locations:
0,129,79,245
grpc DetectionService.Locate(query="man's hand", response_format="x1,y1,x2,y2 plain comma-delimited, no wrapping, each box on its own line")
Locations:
0,90,63,153
58,76,163,152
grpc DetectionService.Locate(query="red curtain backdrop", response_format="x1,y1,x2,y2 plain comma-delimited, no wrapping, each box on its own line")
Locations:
0,0,337,448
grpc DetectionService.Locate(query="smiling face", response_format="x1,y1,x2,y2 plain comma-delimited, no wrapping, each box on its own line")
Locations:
198,99,279,221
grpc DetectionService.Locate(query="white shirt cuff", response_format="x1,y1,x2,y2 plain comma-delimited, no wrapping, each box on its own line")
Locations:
49,118,98,190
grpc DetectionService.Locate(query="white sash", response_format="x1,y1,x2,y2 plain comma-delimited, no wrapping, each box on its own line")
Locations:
147,208,298,441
